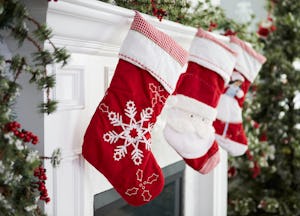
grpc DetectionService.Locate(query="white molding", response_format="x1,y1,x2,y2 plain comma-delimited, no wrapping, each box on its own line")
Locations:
52,167,58,216
213,148,228,216
60,148,82,161
52,65,85,111
104,66,115,90
49,0,196,35
74,156,83,216
45,36,120,56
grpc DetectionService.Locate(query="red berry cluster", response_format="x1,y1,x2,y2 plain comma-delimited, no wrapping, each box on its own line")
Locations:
246,150,261,178
208,21,218,32
5,121,39,145
223,29,237,36
34,166,50,203
151,0,167,21
227,166,237,178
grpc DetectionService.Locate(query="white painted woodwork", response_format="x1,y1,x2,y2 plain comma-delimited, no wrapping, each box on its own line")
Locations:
12,0,229,215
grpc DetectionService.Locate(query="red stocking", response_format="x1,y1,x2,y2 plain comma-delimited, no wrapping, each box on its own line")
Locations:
214,36,266,156
163,29,237,174
82,12,188,206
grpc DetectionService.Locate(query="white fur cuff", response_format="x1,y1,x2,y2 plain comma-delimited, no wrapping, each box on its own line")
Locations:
166,94,217,122
216,134,248,156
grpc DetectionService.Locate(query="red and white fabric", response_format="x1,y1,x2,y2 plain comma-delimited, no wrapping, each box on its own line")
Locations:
163,28,237,174
213,36,266,156
82,12,188,206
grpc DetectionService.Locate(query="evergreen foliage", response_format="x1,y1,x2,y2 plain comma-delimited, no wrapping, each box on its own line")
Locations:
0,0,68,215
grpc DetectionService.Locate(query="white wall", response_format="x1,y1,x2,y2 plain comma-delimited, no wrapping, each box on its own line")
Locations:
221,0,267,29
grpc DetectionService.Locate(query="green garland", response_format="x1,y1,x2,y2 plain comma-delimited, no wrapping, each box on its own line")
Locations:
228,1,300,215
101,0,261,46
0,0,69,215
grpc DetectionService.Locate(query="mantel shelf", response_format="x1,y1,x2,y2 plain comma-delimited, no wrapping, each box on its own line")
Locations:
47,0,196,55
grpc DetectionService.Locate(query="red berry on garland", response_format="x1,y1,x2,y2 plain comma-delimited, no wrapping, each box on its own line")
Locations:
12,121,20,128
38,183,46,191
34,170,40,177
208,21,218,32
39,174,47,181
14,130,20,136
270,25,276,32
253,121,260,129
41,190,48,197
24,135,31,142
260,132,268,142
251,161,261,178
18,133,25,139
32,136,39,144
246,150,253,161
40,195,46,200
39,167,46,173
228,166,237,177
224,29,237,36
45,197,51,203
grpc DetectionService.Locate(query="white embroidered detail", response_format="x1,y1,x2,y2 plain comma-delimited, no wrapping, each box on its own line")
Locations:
100,101,154,165
149,83,167,108
125,169,159,202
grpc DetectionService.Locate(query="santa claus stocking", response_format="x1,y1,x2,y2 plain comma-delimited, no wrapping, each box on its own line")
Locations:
163,29,237,174
213,36,266,156
82,12,188,206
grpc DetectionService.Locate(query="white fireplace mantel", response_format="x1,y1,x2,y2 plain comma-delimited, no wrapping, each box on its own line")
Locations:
46,0,196,54
15,0,228,215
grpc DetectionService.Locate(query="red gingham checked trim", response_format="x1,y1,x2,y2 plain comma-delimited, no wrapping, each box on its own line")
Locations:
130,12,188,67
196,28,237,56
230,36,266,64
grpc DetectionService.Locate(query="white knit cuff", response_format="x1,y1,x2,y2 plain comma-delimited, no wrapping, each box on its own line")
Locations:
229,36,267,82
189,28,237,84
119,12,188,93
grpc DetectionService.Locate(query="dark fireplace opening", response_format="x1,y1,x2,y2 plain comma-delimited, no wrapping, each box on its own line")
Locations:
94,160,185,216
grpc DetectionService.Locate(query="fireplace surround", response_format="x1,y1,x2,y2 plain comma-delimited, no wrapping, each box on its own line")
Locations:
94,161,185,216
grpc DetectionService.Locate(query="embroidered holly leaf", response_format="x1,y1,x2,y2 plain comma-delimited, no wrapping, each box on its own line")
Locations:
149,83,157,92
158,95,167,104
141,190,152,202
99,103,109,113
145,173,159,185
125,187,139,196
151,97,158,108
136,169,143,182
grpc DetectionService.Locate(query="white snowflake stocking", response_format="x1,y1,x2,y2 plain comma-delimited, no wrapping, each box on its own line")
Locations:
213,36,266,156
82,12,188,206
